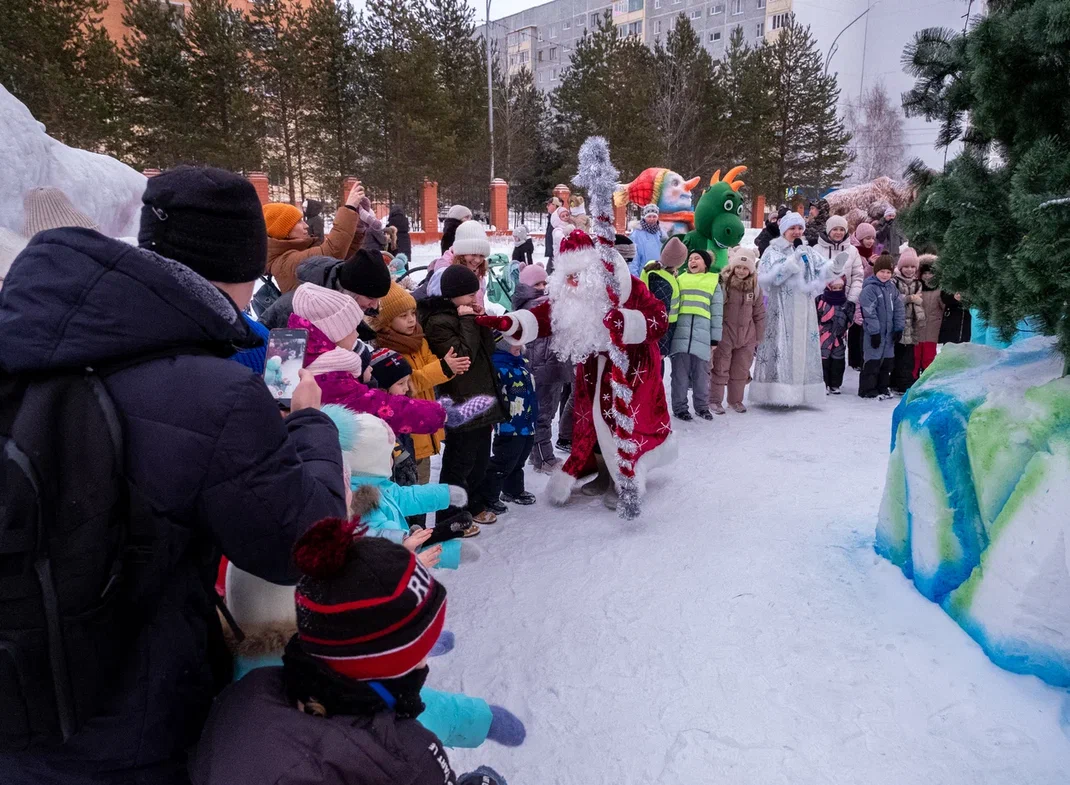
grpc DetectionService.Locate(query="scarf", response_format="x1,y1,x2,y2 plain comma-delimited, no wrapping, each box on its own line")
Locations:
637,220,661,235
375,325,426,356
821,286,848,306
283,637,429,720
854,242,875,260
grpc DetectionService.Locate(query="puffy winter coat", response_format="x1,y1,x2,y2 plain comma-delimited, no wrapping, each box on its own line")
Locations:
918,284,945,344
387,206,412,259
350,478,461,569
630,223,666,275
420,297,506,431
816,295,856,361
259,255,346,330
0,229,346,784
492,346,538,436
718,271,766,351
755,218,779,257
860,276,905,361
893,273,927,345
815,232,865,303
512,282,571,385
190,668,459,785
939,291,972,344
670,271,724,361
374,335,450,460
641,264,680,355
267,204,363,293
305,200,325,244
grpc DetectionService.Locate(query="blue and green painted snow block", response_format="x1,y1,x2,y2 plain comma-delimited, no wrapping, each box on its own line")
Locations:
875,337,1070,687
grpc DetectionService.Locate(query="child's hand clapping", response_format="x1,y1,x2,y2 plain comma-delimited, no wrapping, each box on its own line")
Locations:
443,347,471,375
457,305,476,317
418,545,442,569
404,527,433,552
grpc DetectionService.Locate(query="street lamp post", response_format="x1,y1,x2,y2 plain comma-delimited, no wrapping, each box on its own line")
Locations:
824,0,880,76
486,0,495,182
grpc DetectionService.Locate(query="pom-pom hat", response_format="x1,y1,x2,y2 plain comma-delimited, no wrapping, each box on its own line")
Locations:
292,518,447,680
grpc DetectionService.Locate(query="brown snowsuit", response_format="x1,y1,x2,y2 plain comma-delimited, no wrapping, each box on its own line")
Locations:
710,271,767,406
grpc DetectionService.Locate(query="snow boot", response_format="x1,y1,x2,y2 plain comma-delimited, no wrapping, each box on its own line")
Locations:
555,438,571,452
710,402,726,415
581,453,613,496
829,386,842,395
696,409,714,421
502,491,536,505
485,499,508,515
532,457,559,475
674,410,693,422
472,510,498,525
729,402,747,413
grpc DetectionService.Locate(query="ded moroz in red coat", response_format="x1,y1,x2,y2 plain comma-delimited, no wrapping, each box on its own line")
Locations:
494,232,676,503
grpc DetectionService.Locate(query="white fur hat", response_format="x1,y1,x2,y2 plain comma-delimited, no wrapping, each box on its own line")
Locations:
451,220,490,258
779,211,805,233
321,404,396,479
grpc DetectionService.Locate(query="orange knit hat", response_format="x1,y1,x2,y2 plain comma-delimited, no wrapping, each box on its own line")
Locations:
263,203,303,239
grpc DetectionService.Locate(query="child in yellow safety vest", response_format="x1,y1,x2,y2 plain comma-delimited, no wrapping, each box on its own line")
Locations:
669,249,724,421
640,236,688,364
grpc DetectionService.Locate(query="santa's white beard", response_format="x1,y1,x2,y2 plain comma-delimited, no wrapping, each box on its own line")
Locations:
548,262,611,363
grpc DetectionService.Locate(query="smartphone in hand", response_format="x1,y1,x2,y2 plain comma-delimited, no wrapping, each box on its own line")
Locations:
263,328,308,409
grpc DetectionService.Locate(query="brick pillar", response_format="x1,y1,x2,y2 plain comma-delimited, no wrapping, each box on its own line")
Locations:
143,168,161,178
247,172,270,205
553,183,570,204
752,195,766,229
421,180,439,237
614,201,627,233
341,176,360,206
489,179,509,232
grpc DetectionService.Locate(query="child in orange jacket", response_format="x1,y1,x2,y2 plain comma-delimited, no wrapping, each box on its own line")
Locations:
373,283,471,484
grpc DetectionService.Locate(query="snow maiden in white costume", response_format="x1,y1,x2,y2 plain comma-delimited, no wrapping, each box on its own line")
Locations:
751,212,835,407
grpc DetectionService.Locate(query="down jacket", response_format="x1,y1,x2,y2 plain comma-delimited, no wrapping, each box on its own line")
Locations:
0,229,346,784
815,232,865,303
512,282,571,385
718,271,766,351
860,275,905,361
893,273,927,345
267,204,364,293
259,255,347,330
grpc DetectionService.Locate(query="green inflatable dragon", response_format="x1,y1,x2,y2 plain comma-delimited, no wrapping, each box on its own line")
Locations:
678,166,747,273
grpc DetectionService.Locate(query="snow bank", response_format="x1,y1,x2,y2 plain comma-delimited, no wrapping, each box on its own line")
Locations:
876,337,1070,686
0,84,145,238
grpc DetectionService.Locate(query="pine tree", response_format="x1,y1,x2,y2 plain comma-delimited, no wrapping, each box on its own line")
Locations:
121,0,198,168
902,0,1070,359
718,26,775,206
497,67,557,217
651,16,726,180
0,0,125,154
184,0,263,172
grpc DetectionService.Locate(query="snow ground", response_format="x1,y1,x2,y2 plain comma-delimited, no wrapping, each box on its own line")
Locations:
426,366,1070,784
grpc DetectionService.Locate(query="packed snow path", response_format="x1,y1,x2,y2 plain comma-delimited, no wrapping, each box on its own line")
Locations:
434,367,1070,784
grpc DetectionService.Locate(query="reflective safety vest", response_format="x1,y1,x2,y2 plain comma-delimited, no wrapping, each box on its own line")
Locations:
676,271,720,318
640,267,681,323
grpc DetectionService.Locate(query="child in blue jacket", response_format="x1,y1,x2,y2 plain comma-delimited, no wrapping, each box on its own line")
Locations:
482,338,538,514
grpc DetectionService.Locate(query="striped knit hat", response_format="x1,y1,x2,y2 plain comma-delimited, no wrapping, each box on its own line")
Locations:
292,518,447,680
22,187,99,237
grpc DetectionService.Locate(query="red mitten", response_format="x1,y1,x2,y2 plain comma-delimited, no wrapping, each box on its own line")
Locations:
603,308,625,346
476,314,513,332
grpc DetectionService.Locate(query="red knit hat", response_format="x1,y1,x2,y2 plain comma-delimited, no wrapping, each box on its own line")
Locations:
292,518,447,680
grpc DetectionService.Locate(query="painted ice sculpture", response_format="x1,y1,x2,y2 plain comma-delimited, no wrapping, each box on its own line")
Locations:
0,83,145,238
876,337,1070,686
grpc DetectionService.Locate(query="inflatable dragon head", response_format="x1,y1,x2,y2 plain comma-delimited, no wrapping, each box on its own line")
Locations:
682,166,747,271
614,167,701,215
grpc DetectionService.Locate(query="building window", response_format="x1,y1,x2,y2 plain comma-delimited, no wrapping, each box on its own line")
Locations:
711,3,724,14
520,51,529,63
654,0,661,7
733,0,743,14
563,21,570,31
709,31,721,41
755,21,764,36
590,12,600,26
613,0,627,13
550,24,557,38
549,47,557,60
757,0,765,7
579,16,586,28
537,29,543,41
551,68,558,80
689,9,701,19
771,12,790,30
655,20,662,33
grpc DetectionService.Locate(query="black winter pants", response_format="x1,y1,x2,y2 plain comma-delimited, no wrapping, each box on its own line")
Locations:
436,425,493,522
858,357,894,397
484,434,534,501
891,343,917,393
822,357,846,389
847,324,864,369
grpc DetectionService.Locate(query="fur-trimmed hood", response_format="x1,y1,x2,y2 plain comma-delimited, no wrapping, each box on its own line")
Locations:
223,619,296,659
349,483,382,518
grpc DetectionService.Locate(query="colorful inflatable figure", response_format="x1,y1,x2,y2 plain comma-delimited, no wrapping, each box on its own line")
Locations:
614,167,701,235
679,166,747,273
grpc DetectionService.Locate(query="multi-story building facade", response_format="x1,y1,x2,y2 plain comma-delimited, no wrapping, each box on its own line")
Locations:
100,0,313,43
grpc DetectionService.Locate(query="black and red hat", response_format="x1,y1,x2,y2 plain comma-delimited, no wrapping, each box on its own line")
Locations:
369,348,413,390
292,518,447,681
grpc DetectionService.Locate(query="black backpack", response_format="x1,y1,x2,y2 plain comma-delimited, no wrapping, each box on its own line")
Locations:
0,362,187,752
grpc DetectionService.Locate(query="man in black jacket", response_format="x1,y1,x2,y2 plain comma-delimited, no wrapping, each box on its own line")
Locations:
0,167,347,784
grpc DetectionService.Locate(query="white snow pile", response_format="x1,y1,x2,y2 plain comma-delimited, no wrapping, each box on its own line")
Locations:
0,83,145,238
876,337,1070,687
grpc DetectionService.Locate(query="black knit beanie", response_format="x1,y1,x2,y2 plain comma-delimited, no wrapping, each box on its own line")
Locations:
292,519,447,681
337,249,392,298
369,348,413,390
138,166,267,283
440,265,480,299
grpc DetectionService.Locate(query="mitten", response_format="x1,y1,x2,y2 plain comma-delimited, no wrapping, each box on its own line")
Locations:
475,314,513,331
870,334,881,349
358,196,372,212
448,485,468,508
426,512,473,546
711,340,719,347
487,705,527,747
439,395,497,428
430,630,455,657
458,767,508,785
602,307,625,345
893,331,903,344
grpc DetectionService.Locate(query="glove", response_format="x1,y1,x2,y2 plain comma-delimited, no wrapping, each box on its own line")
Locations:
458,767,508,785
893,331,903,343
602,307,625,346
447,485,468,508
439,395,497,428
429,630,455,657
475,314,513,332
711,340,719,347
870,334,881,349
487,705,527,747
358,196,372,212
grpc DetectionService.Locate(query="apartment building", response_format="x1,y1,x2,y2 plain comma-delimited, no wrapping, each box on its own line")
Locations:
100,0,313,43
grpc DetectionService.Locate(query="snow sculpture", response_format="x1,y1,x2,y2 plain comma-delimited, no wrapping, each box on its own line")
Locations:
876,337,1070,686
0,84,145,238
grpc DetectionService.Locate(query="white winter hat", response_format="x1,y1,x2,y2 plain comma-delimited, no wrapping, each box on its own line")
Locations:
641,203,660,218
446,204,472,222
450,220,490,258
307,347,364,377
0,228,28,287
779,212,805,233
826,215,849,234
321,404,396,479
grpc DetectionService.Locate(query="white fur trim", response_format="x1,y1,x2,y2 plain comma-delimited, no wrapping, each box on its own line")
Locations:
546,465,578,505
502,308,540,347
615,257,632,303
749,381,827,407
631,432,678,497
619,308,647,345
